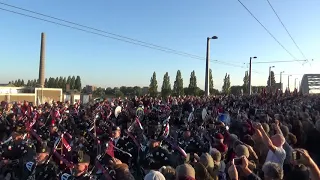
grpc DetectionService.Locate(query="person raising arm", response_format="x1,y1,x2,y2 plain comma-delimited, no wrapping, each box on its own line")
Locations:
253,122,286,169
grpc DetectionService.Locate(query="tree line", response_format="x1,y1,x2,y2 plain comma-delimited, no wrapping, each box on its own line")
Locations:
147,69,220,98
8,70,276,98
9,75,82,92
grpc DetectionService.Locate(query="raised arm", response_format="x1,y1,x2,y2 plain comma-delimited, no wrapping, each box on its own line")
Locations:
253,123,277,152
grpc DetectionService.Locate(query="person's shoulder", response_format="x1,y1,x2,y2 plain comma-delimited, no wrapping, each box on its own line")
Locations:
275,146,286,157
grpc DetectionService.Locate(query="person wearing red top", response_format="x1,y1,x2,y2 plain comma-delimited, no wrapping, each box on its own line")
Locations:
213,133,228,153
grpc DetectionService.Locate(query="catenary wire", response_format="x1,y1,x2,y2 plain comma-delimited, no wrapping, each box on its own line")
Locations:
265,0,307,60
252,59,307,64
0,2,247,69
236,0,298,60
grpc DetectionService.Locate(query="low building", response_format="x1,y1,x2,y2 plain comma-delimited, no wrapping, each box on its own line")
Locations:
85,85,96,94
0,86,62,105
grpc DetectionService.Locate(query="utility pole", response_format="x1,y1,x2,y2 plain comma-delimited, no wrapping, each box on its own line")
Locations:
288,75,292,90
205,36,218,96
248,56,257,95
280,71,284,92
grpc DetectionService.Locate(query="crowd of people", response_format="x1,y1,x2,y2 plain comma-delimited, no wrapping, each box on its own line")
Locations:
0,91,320,180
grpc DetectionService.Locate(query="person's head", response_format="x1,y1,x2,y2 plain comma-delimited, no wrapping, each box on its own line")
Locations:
280,125,289,139
112,126,121,139
159,166,176,180
149,139,161,148
262,162,283,180
271,134,285,147
183,130,191,138
175,163,195,180
36,141,50,163
75,154,90,176
144,170,166,180
209,148,221,163
199,153,214,170
287,133,297,146
214,133,224,144
262,123,270,134
235,144,249,158
191,162,211,180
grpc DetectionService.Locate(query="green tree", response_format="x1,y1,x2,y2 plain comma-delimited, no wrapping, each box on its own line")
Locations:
149,72,158,97
209,69,214,94
54,77,59,88
33,79,38,87
222,73,231,94
120,86,127,95
161,72,171,98
173,70,184,96
47,77,54,88
44,78,48,87
267,71,276,87
58,77,64,88
230,86,243,95
227,74,231,94
93,87,105,98
17,79,21,86
105,87,114,95
125,87,134,96
26,80,31,86
133,86,142,96
115,90,124,98
75,76,82,91
188,70,198,95
70,76,76,90
243,71,249,94
62,77,67,91
66,76,71,85
21,79,25,86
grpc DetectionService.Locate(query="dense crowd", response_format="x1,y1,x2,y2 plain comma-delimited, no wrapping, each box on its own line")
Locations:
0,91,320,180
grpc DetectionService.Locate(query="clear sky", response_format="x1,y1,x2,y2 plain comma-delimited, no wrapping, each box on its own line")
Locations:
0,0,319,91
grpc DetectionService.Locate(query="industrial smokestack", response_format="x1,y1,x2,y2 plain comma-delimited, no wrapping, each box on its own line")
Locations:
39,32,46,88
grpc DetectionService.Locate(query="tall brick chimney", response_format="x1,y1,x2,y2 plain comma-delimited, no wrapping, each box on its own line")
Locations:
39,32,46,88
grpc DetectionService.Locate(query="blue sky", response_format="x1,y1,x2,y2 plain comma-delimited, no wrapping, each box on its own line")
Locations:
0,0,319,91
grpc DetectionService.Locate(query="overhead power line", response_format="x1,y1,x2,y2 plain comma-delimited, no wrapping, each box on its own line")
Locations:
236,0,297,60
265,0,307,60
0,2,248,70
252,59,307,64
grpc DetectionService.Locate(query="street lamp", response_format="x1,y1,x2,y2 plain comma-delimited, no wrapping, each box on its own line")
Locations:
288,75,292,90
280,71,284,91
269,66,275,89
295,78,298,90
248,56,257,95
205,36,218,96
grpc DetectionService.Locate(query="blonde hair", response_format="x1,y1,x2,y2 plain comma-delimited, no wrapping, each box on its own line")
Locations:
159,166,176,180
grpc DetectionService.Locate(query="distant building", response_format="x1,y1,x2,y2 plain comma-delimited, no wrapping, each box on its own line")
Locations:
274,83,282,90
0,86,62,105
85,85,96,93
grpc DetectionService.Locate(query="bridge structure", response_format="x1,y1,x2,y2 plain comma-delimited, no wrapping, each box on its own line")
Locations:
300,74,320,94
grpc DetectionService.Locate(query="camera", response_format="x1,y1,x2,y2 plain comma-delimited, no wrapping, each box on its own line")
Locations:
292,151,301,160
233,158,242,166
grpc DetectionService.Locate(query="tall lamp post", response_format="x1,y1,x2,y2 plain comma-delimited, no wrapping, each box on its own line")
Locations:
295,78,298,90
248,56,257,95
288,75,292,90
205,36,218,96
280,71,284,91
269,66,275,91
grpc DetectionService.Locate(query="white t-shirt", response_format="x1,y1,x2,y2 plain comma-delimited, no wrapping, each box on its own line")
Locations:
265,146,286,168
